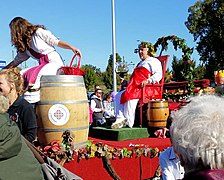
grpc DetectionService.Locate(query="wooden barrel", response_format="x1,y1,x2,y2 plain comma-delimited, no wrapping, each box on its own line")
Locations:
36,75,89,149
147,101,169,128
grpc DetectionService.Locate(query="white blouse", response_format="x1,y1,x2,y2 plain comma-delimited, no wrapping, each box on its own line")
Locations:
137,57,162,84
14,28,61,66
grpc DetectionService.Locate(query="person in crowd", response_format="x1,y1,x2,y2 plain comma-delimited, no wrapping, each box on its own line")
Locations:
170,95,224,179
0,68,37,142
119,72,126,85
90,88,106,127
110,90,116,102
103,93,115,125
159,146,185,180
112,41,162,128
4,16,82,104
0,94,44,180
90,84,102,100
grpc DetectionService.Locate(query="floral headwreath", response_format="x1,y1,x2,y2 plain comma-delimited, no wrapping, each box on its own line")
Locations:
134,41,156,57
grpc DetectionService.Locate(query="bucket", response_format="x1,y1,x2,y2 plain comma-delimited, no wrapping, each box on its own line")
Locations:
147,101,169,128
36,75,89,149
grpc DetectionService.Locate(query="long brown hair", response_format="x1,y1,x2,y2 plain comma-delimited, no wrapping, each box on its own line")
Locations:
9,17,45,52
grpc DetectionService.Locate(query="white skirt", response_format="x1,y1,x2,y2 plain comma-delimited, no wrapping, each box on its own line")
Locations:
22,51,64,103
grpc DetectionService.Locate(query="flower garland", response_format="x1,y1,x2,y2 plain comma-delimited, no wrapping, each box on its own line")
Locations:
154,35,195,95
77,141,159,162
37,131,160,165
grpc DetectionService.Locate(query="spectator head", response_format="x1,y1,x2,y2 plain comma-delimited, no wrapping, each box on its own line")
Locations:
110,91,116,101
104,93,112,102
95,89,103,98
170,95,224,174
0,68,24,95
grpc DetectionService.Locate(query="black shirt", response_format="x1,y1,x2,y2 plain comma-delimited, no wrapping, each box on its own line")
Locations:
7,96,37,142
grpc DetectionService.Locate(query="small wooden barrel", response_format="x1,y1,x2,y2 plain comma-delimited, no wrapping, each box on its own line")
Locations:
147,101,169,128
36,75,89,149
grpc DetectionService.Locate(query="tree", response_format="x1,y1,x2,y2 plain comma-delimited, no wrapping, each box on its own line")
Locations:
185,0,224,80
171,56,196,82
82,64,99,91
103,53,122,90
193,64,206,80
154,35,195,94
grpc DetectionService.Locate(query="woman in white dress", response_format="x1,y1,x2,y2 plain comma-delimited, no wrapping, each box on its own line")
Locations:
4,17,82,103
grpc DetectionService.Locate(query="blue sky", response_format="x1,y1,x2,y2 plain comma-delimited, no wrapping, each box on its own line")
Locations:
0,0,198,72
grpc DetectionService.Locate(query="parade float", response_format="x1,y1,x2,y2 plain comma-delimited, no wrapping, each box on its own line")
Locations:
35,35,215,180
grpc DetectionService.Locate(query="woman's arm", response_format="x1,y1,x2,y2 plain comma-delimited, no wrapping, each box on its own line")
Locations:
57,40,82,58
4,52,30,69
3,61,17,69
36,28,82,58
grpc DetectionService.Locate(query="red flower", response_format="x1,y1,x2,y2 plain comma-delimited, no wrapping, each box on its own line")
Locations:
188,60,193,65
51,143,60,152
194,87,200,93
43,140,61,152
43,145,52,151
171,35,176,39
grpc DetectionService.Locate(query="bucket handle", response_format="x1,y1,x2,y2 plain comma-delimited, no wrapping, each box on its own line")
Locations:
69,53,81,68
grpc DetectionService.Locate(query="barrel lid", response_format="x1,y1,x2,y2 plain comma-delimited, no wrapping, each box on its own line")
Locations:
40,75,83,83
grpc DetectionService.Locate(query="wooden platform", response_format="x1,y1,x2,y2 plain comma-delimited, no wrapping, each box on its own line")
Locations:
89,126,149,141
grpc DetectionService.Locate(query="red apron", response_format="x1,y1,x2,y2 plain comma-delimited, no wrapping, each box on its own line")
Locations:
22,48,49,89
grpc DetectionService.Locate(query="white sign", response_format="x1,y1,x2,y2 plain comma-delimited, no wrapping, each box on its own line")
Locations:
48,104,70,126
0,60,6,69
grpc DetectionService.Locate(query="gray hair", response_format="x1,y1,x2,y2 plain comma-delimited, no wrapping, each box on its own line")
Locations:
170,95,224,172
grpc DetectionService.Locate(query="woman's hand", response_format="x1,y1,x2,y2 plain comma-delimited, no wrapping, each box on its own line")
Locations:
141,80,148,87
71,47,82,58
141,79,152,87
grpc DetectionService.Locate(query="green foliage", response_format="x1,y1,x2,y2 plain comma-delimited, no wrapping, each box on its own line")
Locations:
82,64,99,91
154,35,195,95
172,56,196,81
103,53,122,90
193,65,206,80
185,0,224,81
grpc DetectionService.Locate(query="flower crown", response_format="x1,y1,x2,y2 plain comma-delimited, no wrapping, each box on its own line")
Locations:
134,41,156,57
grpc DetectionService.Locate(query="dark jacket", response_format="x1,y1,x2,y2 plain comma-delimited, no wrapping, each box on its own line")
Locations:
7,96,37,142
91,95,104,120
0,113,44,180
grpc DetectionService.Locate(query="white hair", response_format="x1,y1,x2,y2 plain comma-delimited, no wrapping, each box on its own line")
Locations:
170,95,224,172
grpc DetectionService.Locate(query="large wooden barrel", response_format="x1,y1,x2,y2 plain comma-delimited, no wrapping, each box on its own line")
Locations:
147,101,169,128
36,75,89,149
